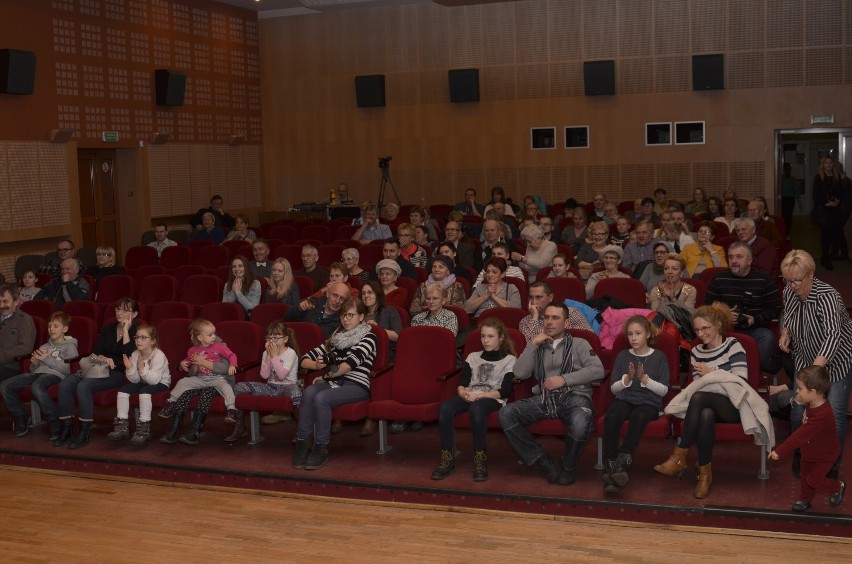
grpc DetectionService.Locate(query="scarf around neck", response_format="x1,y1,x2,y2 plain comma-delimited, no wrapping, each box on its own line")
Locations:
330,322,370,351
428,273,457,289
534,331,575,417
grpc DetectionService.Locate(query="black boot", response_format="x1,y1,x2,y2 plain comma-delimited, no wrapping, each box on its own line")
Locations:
106,418,130,441
304,443,329,470
48,418,62,441
292,438,311,469
129,421,152,446
472,450,488,482
557,437,588,485
52,418,73,447
13,415,30,438
431,449,455,480
610,452,632,487
179,411,205,445
602,458,616,486
159,412,185,444
68,420,92,450
224,411,247,442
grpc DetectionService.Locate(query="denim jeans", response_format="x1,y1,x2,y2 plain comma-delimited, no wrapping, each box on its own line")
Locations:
737,326,778,373
438,395,502,451
790,365,851,473
0,373,61,419
58,370,125,419
296,380,369,446
602,399,659,460
499,393,594,472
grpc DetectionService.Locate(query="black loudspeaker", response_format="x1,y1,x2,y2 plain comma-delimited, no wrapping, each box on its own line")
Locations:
448,68,479,103
155,69,186,106
0,49,36,95
354,75,385,107
583,60,615,96
693,54,724,90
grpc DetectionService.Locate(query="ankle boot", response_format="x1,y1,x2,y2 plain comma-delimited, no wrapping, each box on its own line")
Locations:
611,453,632,487
654,445,689,478
472,450,488,482
224,412,247,442
179,411,205,445
52,418,73,447
129,421,152,446
159,412,185,444
304,443,329,470
13,415,30,438
602,458,616,486
68,420,92,450
106,418,130,441
693,463,712,499
292,438,311,469
359,418,377,437
431,449,455,480
48,418,62,441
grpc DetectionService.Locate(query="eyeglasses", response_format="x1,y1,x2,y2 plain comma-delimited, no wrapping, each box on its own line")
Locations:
340,312,358,320
134,335,150,341
96,252,112,256
444,227,459,232
57,247,73,252
266,335,284,341
783,275,809,287
695,325,714,334
654,250,669,255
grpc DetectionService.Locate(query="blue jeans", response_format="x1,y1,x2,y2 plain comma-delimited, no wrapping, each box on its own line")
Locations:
58,370,125,420
0,373,61,419
296,380,369,446
737,326,778,373
790,364,851,474
499,393,594,472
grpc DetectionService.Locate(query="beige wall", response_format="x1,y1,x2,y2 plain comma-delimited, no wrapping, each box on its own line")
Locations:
259,0,852,210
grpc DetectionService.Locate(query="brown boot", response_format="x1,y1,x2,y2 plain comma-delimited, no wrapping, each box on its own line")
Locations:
224,412,247,442
693,463,712,499
653,446,689,477
330,419,343,434
359,418,377,437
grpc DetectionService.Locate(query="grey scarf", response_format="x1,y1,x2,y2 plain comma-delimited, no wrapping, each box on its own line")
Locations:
533,332,575,418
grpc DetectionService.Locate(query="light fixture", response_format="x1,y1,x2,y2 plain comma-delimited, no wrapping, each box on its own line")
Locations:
49,128,75,143
150,132,170,145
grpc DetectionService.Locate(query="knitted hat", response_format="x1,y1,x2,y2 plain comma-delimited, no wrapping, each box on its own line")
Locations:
375,259,401,276
598,244,624,260
432,254,455,272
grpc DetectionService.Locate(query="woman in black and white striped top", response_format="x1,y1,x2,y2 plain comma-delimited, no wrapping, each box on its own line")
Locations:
293,297,377,471
779,250,852,477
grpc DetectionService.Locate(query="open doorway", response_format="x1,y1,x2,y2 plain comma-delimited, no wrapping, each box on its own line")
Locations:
774,129,852,256
77,149,121,257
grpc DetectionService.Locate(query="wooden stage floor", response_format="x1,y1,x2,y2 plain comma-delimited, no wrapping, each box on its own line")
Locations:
0,409,849,538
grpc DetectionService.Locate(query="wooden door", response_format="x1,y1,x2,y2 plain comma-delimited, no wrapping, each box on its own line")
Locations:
77,149,120,255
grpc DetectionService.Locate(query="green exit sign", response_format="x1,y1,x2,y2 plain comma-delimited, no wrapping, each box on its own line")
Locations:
101,131,119,143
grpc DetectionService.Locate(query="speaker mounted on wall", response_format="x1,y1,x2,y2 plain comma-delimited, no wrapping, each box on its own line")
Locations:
692,54,724,91
448,68,479,103
155,69,186,106
354,75,385,108
0,49,36,95
583,60,615,96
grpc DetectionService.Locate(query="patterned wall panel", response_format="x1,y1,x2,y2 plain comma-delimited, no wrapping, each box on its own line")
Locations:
547,0,583,61
549,61,584,97
691,0,727,53
729,0,765,51
449,6,483,69
515,1,548,65
480,66,516,101
767,50,804,87
693,162,728,195
805,0,842,46
655,163,691,197
551,165,586,197
387,5,420,73
387,72,420,106
482,2,515,66
618,58,654,94
583,0,617,60
728,52,766,89
355,10,388,75
729,161,765,197
0,144,9,227
620,164,656,201
516,64,550,100
767,0,803,49
519,167,552,201
619,0,653,58
805,47,843,85
654,0,689,56
654,56,690,92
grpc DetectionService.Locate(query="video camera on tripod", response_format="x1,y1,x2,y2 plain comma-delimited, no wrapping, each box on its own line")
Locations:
378,156,392,170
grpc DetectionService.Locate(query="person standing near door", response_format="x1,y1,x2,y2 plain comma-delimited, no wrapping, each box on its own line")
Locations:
811,156,845,270
780,163,801,239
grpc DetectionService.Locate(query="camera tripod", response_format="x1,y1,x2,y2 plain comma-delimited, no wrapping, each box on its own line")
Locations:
376,159,401,212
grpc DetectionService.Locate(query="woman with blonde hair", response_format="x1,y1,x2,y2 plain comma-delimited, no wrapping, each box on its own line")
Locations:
88,245,125,283
811,155,845,270
265,257,300,307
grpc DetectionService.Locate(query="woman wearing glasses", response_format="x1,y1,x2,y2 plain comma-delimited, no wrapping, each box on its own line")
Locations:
225,320,302,443
293,298,377,470
778,249,852,478
87,245,125,284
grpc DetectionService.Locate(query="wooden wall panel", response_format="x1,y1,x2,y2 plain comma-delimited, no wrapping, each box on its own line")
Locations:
729,1,764,51
691,0,727,53
619,0,654,58
767,0,803,48
583,0,617,59
483,2,515,66
514,1,547,65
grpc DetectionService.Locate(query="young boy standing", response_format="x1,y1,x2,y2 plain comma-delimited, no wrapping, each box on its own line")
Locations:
769,365,846,512
0,312,78,438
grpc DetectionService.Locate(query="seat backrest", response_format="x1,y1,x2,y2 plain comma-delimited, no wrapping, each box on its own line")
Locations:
699,266,728,289
444,304,469,331
317,244,345,268
391,305,410,328
301,225,331,244
124,246,159,270
196,245,230,270
155,318,193,379
293,276,315,299
686,277,706,307
271,244,302,266
505,276,528,306
250,303,289,333
137,274,179,304
94,275,135,304
357,245,384,271
369,324,390,373
68,316,98,356
221,241,253,262
160,245,192,271
287,322,325,358
731,332,762,391
179,274,223,307
62,300,101,326
144,301,195,326
334,224,358,241
389,326,456,404
20,300,56,321
592,277,647,308
478,307,527,328
395,277,417,310
131,264,166,289
171,264,206,287
548,277,586,304
217,320,264,367
267,225,298,242
200,302,245,324
568,328,603,355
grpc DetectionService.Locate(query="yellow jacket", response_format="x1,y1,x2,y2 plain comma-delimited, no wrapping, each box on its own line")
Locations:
680,242,727,277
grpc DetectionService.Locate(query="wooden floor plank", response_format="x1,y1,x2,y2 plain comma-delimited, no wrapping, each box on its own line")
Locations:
0,466,848,563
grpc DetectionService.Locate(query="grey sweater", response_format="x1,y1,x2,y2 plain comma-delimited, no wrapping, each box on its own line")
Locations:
513,335,604,400
31,336,79,379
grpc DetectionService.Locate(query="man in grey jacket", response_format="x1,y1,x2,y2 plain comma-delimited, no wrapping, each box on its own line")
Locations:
499,302,604,485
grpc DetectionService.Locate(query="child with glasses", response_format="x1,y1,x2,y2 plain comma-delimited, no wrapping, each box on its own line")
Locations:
107,324,171,446
226,321,301,442
158,318,238,423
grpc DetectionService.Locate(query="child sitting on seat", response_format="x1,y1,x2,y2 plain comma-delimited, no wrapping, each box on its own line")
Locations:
158,318,238,422
769,365,846,512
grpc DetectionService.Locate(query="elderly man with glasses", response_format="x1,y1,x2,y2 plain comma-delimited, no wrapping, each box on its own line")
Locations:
35,257,90,309
39,239,78,278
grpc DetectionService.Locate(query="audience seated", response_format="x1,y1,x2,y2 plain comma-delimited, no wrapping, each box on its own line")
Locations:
191,212,226,244
36,258,90,309
374,259,408,309
342,247,370,282
410,255,465,315
585,246,629,300
223,214,257,243
733,218,778,276
351,204,392,243
265,258,300,307
0,284,37,383
148,223,178,258
294,244,329,291
87,246,125,284
40,239,78,278
410,283,459,336
680,222,727,278
222,256,262,319
512,225,557,283
191,194,235,231
250,239,272,280
464,257,521,318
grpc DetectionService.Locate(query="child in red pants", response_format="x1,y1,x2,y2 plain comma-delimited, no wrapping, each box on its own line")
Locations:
769,365,846,512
